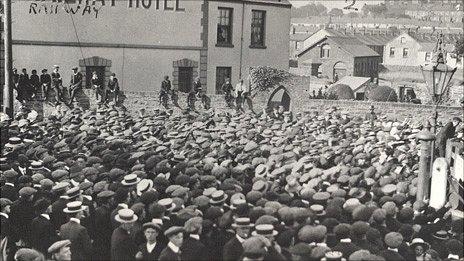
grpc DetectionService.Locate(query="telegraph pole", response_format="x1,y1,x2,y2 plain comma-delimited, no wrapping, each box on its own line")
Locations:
3,0,14,117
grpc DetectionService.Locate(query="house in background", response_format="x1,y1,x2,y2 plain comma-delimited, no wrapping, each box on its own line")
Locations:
296,36,381,81
383,32,461,68
289,33,311,58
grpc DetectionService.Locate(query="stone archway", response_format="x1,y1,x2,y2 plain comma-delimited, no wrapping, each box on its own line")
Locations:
173,58,199,93
79,56,112,89
267,86,291,111
333,61,347,81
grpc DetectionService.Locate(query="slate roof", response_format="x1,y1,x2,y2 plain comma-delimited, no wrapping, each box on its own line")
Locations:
327,36,380,57
330,76,371,92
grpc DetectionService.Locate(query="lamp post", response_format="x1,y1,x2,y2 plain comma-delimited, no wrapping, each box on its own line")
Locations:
420,34,457,134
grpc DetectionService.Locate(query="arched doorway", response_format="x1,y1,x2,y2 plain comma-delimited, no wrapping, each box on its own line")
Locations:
79,56,112,89
267,86,291,111
333,61,347,81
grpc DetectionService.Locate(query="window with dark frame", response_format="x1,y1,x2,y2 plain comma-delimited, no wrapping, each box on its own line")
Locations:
215,67,232,94
389,47,395,57
425,52,431,62
403,48,409,58
251,10,266,47
320,44,330,58
217,8,233,46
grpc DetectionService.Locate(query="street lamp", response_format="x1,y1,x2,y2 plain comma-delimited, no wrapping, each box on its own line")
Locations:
420,34,457,133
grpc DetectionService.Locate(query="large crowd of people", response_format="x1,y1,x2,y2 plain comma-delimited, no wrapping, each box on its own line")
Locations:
1,97,463,261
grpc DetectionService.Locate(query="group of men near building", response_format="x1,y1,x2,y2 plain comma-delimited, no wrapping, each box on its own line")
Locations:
12,66,120,107
1,97,463,261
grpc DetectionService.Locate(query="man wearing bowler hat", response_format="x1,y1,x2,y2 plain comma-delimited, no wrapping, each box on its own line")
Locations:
68,67,83,106
60,201,92,261
159,226,184,261
111,208,139,261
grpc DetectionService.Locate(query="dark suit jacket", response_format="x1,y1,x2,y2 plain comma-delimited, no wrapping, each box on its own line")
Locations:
31,215,58,254
1,214,17,258
138,242,164,261
111,227,138,261
181,236,208,261
379,249,406,261
60,220,92,261
223,237,244,261
51,197,68,231
0,184,18,201
332,242,361,259
9,198,35,245
94,205,112,259
159,245,181,261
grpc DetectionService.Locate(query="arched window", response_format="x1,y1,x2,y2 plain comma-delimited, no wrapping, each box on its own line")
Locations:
321,44,330,58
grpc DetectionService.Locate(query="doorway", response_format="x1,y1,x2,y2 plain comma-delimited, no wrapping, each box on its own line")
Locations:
178,67,193,93
333,62,347,81
85,66,105,89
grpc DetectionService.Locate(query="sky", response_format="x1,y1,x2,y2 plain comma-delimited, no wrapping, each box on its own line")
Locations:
289,0,383,10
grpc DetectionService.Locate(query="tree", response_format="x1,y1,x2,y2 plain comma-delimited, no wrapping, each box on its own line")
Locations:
347,12,359,18
327,84,355,100
328,8,344,17
455,37,464,56
367,86,398,102
291,3,327,18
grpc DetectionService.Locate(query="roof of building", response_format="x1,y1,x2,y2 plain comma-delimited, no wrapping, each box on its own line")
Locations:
297,35,380,58
290,33,311,42
330,76,371,93
291,16,463,30
327,36,380,57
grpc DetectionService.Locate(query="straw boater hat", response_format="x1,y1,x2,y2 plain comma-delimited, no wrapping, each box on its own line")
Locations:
63,201,87,214
136,179,154,196
321,251,346,261
410,238,430,250
121,174,141,186
252,224,278,237
158,198,176,212
209,190,228,205
115,209,138,223
232,217,254,228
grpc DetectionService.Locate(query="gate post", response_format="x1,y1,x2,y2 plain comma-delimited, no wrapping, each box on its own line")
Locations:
416,126,435,203
429,158,448,210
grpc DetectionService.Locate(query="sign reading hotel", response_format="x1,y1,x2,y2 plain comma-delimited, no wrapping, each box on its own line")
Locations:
29,0,186,18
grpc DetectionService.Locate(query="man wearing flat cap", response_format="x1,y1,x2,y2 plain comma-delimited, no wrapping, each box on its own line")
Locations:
60,201,92,261
30,198,58,255
159,226,184,261
135,222,164,261
1,197,16,261
1,170,19,201
68,67,83,106
48,239,71,261
93,190,115,260
9,187,37,247
181,217,208,261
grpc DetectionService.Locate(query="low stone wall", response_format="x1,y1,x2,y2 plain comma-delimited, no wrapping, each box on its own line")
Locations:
28,88,462,126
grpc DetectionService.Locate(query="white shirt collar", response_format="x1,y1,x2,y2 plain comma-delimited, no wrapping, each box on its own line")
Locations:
317,242,327,247
41,214,50,220
5,182,14,187
236,235,246,243
168,241,180,253
340,238,352,243
146,242,157,253
388,247,398,252
70,217,81,224
0,212,9,219
447,254,459,260
70,179,79,187
190,234,200,240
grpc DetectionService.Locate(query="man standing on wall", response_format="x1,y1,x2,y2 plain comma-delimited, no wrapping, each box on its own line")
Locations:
221,78,234,108
91,71,103,103
40,69,51,102
234,79,247,113
68,67,83,106
17,68,30,103
160,76,172,109
29,70,40,100
106,73,120,104
51,65,63,105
